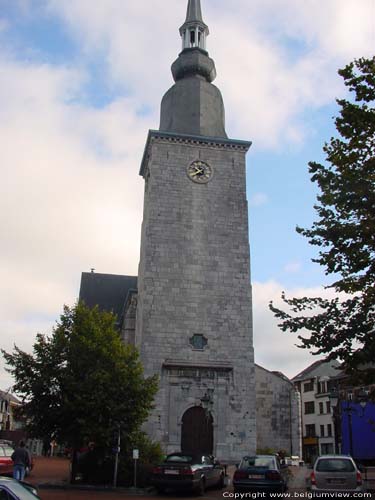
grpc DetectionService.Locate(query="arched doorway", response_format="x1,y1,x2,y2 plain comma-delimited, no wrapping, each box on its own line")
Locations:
181,406,213,455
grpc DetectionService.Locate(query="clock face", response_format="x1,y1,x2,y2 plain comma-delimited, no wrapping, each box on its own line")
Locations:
187,160,213,184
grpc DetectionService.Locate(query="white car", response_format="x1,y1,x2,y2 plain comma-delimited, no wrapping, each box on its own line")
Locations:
0,477,40,499
307,455,364,496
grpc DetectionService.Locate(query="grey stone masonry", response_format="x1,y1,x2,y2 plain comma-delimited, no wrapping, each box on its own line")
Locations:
255,365,302,457
136,131,256,462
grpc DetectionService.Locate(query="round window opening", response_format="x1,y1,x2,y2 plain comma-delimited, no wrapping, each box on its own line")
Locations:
189,334,208,350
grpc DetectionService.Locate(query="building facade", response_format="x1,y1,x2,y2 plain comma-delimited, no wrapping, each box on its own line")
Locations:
255,365,302,457
292,360,341,463
0,390,21,433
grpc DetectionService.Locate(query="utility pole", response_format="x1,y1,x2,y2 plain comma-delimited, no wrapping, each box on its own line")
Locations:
113,426,121,488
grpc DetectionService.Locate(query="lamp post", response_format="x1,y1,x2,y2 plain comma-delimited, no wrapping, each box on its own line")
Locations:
200,390,214,421
329,387,368,458
329,388,340,454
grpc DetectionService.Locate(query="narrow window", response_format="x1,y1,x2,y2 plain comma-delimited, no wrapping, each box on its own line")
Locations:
304,381,314,392
304,401,315,414
190,30,195,46
305,424,316,437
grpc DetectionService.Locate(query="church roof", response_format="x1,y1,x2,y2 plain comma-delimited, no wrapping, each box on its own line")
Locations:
79,272,137,325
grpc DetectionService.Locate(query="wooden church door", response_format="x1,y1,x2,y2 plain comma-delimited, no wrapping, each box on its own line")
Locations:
181,406,213,455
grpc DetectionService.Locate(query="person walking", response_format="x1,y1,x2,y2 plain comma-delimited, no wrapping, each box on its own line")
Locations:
11,441,30,481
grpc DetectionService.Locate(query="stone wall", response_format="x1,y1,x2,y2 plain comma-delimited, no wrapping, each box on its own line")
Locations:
136,133,256,461
255,364,301,457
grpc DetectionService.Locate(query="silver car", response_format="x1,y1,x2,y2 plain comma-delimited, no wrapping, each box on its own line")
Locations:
308,455,364,496
0,477,40,499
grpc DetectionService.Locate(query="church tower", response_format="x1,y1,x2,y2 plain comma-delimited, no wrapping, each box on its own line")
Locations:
136,0,256,461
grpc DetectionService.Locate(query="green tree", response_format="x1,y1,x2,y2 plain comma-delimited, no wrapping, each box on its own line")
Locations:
2,302,158,455
270,57,375,382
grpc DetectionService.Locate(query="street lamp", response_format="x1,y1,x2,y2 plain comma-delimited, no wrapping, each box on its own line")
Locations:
329,388,340,454
200,390,214,417
358,389,368,413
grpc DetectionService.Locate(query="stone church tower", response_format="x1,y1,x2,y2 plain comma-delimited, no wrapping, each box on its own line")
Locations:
135,0,256,461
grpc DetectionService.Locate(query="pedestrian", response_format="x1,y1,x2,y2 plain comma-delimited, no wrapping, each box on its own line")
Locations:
42,438,51,457
11,440,30,481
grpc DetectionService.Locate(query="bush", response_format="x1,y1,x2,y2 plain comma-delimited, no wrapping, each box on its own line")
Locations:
117,432,164,487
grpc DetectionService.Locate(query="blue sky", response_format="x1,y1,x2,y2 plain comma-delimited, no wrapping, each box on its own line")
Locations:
0,0,374,387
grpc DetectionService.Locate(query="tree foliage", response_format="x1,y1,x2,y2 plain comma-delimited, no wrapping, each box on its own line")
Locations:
2,302,158,448
270,57,375,382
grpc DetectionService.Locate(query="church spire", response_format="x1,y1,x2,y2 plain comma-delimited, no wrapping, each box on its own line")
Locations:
180,0,209,51
185,0,204,24
158,0,227,138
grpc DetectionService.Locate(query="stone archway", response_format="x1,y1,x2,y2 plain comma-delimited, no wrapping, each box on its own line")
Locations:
181,406,213,455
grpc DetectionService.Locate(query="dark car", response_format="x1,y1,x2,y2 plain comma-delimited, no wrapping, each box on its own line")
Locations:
233,455,288,493
307,455,364,496
151,452,225,495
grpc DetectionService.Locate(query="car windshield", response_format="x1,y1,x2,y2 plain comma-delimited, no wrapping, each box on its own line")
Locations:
241,456,275,469
165,455,194,463
0,481,38,499
316,459,355,472
3,447,13,457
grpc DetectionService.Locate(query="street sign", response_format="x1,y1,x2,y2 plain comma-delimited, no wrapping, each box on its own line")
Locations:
133,449,139,460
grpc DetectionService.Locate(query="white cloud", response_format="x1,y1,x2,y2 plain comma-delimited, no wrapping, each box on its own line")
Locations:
249,192,269,207
284,260,302,274
42,0,374,149
1,0,374,389
0,53,149,388
253,281,341,379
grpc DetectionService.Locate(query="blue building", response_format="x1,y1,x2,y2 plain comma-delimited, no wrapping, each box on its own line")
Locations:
341,401,375,461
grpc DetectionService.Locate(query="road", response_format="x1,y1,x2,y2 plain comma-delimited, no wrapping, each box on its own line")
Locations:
28,457,374,500
39,488,225,500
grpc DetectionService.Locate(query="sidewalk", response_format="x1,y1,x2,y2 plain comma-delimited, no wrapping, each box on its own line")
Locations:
365,467,375,492
27,457,154,499
28,457,70,487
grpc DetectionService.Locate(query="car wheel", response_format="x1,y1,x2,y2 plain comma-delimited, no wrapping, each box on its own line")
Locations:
196,478,205,496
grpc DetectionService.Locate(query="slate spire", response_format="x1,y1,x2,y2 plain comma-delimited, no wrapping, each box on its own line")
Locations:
180,0,209,51
185,0,204,24
158,0,227,138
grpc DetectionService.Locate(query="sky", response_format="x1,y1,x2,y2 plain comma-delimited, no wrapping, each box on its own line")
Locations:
0,0,374,390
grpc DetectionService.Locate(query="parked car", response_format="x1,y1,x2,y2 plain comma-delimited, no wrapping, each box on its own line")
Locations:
233,455,288,493
0,444,34,478
0,477,41,499
0,444,14,476
151,452,225,495
307,455,363,496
